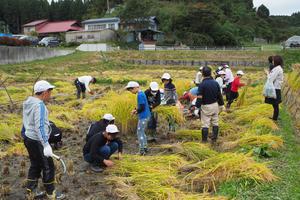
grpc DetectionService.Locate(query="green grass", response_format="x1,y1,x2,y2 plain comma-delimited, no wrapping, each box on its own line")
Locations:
217,108,300,200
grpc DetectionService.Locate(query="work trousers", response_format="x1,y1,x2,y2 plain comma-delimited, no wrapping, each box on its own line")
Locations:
24,136,55,195
74,79,86,99
201,102,219,128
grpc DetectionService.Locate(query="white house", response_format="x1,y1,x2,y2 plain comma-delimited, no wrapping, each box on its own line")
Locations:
82,17,120,31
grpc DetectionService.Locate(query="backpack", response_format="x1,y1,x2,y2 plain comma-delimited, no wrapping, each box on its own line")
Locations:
21,121,62,146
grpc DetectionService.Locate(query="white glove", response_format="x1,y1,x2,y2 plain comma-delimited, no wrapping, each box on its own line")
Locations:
43,144,53,157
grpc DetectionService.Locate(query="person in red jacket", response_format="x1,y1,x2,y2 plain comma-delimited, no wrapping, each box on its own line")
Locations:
226,70,245,109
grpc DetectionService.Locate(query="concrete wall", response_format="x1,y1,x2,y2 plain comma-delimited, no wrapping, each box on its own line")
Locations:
65,29,116,43
0,46,74,65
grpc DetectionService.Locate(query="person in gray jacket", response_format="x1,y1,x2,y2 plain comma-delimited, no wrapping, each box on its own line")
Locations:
23,80,64,199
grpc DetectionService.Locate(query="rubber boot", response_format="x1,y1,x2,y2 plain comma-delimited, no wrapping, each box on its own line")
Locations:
201,128,209,143
82,92,86,99
212,126,219,143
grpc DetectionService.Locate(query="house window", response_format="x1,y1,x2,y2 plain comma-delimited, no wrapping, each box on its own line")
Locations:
76,35,83,40
88,24,106,31
87,35,94,39
108,23,115,29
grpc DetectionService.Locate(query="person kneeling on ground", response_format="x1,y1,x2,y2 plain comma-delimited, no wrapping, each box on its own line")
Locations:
74,75,97,99
86,113,115,142
83,124,123,173
145,82,161,141
226,70,246,109
196,67,224,144
126,81,151,155
23,80,65,199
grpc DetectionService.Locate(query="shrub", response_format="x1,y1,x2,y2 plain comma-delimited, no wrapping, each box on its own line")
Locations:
0,37,30,46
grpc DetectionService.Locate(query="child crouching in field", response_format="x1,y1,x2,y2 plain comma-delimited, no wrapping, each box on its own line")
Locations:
126,81,151,155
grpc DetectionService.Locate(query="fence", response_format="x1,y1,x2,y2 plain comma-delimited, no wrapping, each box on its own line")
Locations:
152,45,284,51
0,46,74,65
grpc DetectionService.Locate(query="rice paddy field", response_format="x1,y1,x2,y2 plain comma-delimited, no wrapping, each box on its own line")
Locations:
0,50,300,200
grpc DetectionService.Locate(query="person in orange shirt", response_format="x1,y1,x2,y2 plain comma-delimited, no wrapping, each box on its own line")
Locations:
226,70,246,109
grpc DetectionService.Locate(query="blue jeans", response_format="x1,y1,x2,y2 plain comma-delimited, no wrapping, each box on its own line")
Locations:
84,142,118,164
137,117,149,150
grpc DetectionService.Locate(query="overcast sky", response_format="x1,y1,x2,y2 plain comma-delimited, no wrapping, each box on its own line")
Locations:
253,0,300,16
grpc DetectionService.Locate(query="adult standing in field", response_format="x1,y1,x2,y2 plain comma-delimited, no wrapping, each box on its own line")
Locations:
145,82,161,140
195,67,224,143
161,73,178,105
74,76,97,99
264,55,284,121
226,70,246,109
23,80,65,199
126,81,151,155
223,65,234,101
83,124,122,173
195,66,204,86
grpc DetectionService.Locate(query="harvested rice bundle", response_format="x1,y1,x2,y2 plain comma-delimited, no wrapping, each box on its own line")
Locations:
174,129,201,140
181,153,278,192
159,142,217,162
251,117,279,132
108,154,226,200
234,104,271,124
155,106,185,125
221,134,283,150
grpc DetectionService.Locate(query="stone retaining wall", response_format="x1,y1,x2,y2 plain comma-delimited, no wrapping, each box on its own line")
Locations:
0,46,74,65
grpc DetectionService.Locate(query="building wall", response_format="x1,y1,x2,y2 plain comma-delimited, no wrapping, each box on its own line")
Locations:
65,29,116,43
23,26,36,34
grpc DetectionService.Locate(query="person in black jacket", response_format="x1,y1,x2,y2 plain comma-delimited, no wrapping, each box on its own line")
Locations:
86,113,115,142
83,124,122,173
144,82,161,140
196,66,224,143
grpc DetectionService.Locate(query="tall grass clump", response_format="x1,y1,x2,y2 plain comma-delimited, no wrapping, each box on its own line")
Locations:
175,79,194,97
155,106,185,125
82,91,137,134
181,153,278,192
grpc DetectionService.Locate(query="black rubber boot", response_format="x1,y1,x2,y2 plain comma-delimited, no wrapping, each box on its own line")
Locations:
212,126,219,142
202,128,209,143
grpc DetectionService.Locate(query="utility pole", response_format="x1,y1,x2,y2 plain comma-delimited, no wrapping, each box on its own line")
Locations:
107,0,110,14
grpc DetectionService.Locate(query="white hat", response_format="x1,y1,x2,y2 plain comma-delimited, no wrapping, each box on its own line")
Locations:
224,65,230,68
103,113,115,121
34,80,55,94
218,70,226,75
161,73,171,80
218,66,223,70
125,81,139,89
199,66,203,71
106,124,119,134
237,70,245,75
150,82,159,91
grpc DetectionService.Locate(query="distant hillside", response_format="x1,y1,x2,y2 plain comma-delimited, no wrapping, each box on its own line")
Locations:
0,0,299,46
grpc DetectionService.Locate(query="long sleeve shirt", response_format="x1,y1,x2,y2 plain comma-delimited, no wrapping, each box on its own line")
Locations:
224,68,234,84
195,71,202,85
78,76,93,92
83,133,123,164
197,77,224,106
231,77,245,92
144,89,161,111
268,65,283,89
216,77,226,93
164,82,178,104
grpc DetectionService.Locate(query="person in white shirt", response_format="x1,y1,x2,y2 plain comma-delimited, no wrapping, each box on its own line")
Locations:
223,65,234,101
195,66,204,86
264,55,284,121
74,76,97,99
216,70,226,94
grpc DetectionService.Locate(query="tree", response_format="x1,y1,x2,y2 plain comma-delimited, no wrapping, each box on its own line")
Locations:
257,4,270,18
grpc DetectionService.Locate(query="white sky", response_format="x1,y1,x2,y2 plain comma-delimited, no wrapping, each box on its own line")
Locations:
253,0,300,16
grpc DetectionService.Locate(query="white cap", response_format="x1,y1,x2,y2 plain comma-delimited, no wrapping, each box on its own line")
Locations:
150,82,159,91
199,66,203,71
237,70,245,75
218,70,226,75
224,64,230,68
218,66,223,70
34,80,55,94
103,113,115,121
125,81,139,89
106,124,119,134
161,73,171,80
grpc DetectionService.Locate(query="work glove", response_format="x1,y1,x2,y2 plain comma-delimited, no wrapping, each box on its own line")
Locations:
43,144,53,157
